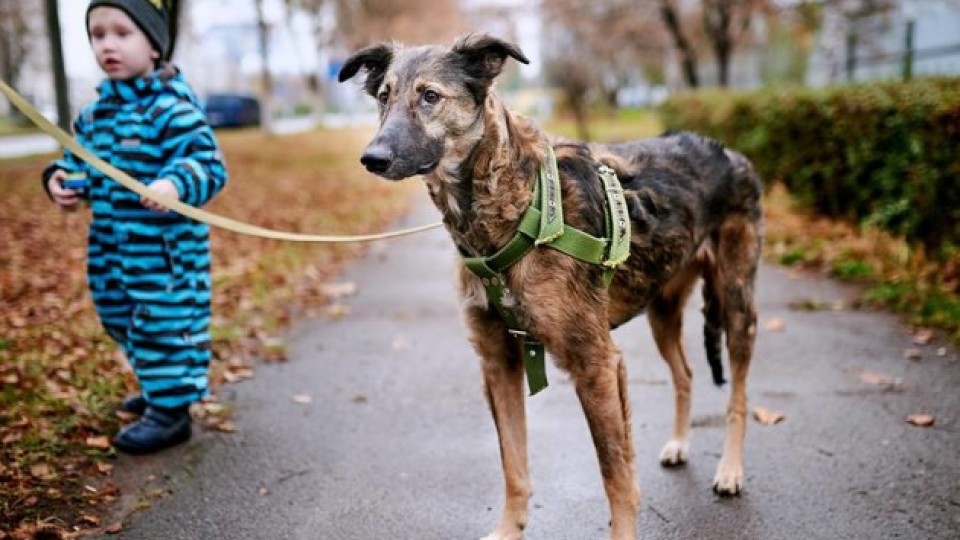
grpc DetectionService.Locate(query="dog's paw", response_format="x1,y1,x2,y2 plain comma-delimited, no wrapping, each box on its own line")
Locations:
658,439,689,467
712,460,744,496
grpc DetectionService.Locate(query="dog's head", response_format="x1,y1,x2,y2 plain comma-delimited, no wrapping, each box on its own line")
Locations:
338,34,529,180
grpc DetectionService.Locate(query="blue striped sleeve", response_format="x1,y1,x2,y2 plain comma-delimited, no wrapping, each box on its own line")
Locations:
155,101,228,207
41,112,91,197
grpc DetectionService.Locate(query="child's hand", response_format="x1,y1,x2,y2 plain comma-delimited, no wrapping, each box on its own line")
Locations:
47,169,81,212
142,179,180,212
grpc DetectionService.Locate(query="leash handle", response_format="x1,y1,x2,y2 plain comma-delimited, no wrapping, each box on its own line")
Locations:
0,79,441,243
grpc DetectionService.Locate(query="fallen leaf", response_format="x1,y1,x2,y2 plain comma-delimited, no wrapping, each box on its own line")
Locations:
911,328,934,345
30,464,55,480
258,487,270,496
263,342,287,363
209,420,236,433
326,303,349,319
85,436,111,450
104,522,123,534
937,347,946,357
764,318,785,332
228,367,255,380
96,462,114,475
320,281,357,299
201,402,226,415
226,354,248,368
752,407,785,425
856,369,897,386
788,299,844,312
903,348,923,361
80,514,101,526
352,394,368,404
906,414,935,427
292,394,313,404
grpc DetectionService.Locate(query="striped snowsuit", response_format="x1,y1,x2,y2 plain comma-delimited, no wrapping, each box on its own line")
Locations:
45,67,227,410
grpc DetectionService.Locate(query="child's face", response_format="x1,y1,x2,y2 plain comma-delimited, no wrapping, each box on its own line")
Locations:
88,7,159,80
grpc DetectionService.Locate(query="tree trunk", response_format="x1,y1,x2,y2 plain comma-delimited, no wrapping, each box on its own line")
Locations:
44,0,71,131
704,0,733,87
660,0,699,88
254,0,274,132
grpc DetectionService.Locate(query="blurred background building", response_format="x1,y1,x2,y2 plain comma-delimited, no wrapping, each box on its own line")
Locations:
2,0,959,126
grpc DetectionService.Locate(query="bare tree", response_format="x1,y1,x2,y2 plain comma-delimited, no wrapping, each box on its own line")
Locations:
283,0,330,109
43,0,70,131
333,0,466,48
0,1,38,93
660,0,769,88
546,57,594,141
705,0,772,87
541,0,667,138
660,0,701,87
254,0,274,132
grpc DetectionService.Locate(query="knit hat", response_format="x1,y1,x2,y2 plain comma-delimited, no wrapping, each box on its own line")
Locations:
87,0,170,60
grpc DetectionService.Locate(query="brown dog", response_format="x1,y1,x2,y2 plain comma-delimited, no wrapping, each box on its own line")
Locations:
339,34,762,540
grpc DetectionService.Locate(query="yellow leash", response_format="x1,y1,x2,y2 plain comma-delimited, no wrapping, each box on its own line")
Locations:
0,79,441,243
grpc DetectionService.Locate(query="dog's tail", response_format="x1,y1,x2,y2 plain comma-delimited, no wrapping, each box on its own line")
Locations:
702,274,726,386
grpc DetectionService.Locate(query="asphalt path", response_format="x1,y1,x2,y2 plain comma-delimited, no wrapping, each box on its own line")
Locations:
103,197,959,540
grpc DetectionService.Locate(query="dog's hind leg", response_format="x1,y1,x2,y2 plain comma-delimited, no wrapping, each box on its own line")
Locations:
647,262,701,468
471,315,531,540
568,340,639,540
712,217,761,496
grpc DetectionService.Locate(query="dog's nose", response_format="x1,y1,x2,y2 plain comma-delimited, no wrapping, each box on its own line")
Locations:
360,146,394,174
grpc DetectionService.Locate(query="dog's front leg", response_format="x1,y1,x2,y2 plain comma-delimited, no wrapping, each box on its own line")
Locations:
469,313,530,540
570,343,639,540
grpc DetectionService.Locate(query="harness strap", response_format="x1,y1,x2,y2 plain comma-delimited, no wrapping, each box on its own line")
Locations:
460,147,630,397
461,256,548,395
601,165,631,268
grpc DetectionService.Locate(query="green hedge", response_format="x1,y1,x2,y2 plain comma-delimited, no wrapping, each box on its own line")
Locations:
659,78,960,255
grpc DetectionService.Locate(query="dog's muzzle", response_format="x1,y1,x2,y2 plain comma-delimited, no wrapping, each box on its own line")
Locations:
360,145,394,175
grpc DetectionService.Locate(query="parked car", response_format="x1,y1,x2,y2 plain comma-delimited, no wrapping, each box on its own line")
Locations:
204,94,261,128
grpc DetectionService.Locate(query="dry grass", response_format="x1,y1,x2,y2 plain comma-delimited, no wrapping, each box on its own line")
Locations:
764,183,959,342
0,126,419,537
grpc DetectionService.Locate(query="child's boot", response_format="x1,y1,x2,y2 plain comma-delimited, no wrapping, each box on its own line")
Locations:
119,394,147,416
113,406,192,454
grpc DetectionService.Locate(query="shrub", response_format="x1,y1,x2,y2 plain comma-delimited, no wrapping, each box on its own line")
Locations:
659,77,960,256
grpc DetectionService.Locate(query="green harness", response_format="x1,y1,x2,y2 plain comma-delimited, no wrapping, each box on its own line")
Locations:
460,147,631,396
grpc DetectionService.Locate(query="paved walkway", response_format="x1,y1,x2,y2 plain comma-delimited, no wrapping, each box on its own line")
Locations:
0,133,58,159
103,198,959,540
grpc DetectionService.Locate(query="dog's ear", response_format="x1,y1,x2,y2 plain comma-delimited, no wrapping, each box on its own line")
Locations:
451,34,529,99
338,43,395,97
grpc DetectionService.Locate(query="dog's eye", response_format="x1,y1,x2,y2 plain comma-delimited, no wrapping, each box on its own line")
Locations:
422,89,441,105
376,90,389,106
